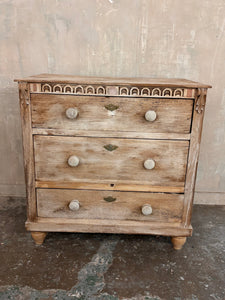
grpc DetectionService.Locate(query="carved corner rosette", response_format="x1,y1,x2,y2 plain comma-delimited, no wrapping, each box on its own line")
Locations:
19,82,30,105
196,88,207,114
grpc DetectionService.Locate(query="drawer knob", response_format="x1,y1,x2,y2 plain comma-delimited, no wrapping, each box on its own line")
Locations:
69,200,80,211
66,107,79,119
144,159,155,170
141,204,152,216
68,155,80,167
145,110,157,122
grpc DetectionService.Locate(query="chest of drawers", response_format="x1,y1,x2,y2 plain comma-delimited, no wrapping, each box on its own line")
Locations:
15,74,211,249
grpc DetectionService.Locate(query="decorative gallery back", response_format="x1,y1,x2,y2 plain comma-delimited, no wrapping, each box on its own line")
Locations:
15,74,211,249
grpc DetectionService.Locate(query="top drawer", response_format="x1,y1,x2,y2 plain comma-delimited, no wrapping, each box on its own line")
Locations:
31,94,193,134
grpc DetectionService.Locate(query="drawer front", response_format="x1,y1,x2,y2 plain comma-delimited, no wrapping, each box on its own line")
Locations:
34,136,189,188
37,189,184,223
31,94,193,134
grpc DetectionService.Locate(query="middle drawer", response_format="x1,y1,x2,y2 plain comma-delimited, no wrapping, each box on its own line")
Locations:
34,136,189,189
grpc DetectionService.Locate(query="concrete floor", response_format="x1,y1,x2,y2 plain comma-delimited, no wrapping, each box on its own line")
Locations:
0,197,224,300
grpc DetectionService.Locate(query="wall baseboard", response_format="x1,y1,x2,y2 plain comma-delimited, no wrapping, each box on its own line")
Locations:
0,184,26,198
194,192,225,205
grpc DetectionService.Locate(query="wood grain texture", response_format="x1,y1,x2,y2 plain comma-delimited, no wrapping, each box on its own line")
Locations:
32,128,191,141
14,74,212,88
19,83,36,220
26,218,193,236
31,94,193,134
35,181,184,193
34,136,189,189
182,88,207,226
37,188,184,223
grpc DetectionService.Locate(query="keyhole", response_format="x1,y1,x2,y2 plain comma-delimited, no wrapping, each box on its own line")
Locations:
110,183,115,187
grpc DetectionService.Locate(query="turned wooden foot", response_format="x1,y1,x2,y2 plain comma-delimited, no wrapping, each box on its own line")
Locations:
31,232,47,245
171,236,187,250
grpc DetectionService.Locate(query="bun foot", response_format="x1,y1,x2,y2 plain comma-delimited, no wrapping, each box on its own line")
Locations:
31,232,47,245
171,236,187,250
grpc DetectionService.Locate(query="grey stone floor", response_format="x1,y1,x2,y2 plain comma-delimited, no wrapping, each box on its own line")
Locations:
0,196,224,300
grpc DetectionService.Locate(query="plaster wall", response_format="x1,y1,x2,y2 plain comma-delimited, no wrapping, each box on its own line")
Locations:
0,0,225,203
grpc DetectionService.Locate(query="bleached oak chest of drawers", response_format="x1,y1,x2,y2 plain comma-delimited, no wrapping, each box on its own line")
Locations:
15,74,211,249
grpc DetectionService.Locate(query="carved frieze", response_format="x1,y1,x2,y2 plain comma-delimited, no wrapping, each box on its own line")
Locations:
29,83,195,98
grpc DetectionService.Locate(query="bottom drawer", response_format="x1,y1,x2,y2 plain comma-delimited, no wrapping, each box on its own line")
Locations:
37,189,184,223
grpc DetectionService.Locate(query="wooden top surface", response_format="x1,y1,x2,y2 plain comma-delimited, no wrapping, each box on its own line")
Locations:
14,73,212,88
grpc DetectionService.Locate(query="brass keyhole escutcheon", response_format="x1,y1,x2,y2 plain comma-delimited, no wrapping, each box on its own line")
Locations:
104,144,118,152
104,196,116,202
104,104,119,111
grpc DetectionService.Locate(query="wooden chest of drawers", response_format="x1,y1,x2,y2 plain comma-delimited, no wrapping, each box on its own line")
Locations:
15,74,211,249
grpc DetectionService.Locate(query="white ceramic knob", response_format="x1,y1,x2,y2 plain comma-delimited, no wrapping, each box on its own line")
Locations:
68,155,80,167
145,110,157,122
66,107,79,119
144,159,155,170
69,200,80,211
141,204,153,216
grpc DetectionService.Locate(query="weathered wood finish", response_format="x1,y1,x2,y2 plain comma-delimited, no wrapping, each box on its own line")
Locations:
182,88,207,226
32,128,191,141
34,136,189,189
31,94,193,134
16,74,210,249
19,83,36,221
35,181,185,193
37,189,184,223
15,74,212,88
26,218,193,236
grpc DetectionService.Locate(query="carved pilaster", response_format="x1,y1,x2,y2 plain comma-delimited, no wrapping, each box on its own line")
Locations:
18,82,36,220
196,88,207,114
19,82,30,105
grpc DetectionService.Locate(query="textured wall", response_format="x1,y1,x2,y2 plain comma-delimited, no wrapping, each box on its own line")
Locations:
0,0,224,203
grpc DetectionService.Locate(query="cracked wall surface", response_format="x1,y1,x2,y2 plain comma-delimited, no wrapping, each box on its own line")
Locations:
0,0,225,203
